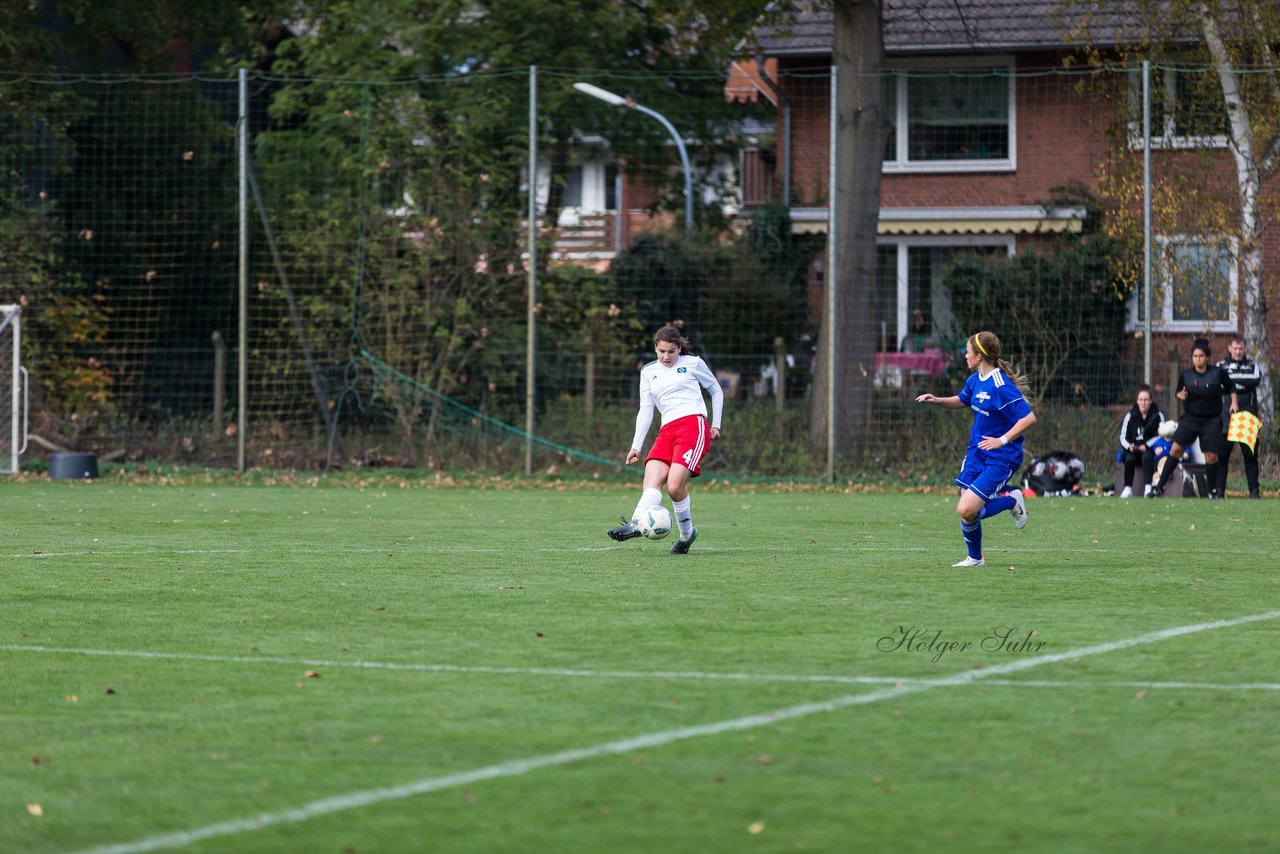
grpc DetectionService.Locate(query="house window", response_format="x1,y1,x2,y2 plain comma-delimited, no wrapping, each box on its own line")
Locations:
1129,237,1237,331
551,160,608,225
884,61,1015,172
1128,65,1229,148
875,239,1014,350
561,165,584,209
604,163,619,211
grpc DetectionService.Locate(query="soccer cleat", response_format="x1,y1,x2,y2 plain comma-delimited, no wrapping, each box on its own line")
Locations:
669,527,698,555
952,556,985,567
1208,490,1223,500
1009,488,1028,529
607,516,642,542
1150,483,1165,497
1144,485,1154,497
1249,489,1261,500
1119,486,1133,499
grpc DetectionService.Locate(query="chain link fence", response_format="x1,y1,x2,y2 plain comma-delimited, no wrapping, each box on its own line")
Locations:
1,65,1275,484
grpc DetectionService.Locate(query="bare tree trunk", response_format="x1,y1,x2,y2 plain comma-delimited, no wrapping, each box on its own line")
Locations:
1199,5,1274,430
809,0,890,461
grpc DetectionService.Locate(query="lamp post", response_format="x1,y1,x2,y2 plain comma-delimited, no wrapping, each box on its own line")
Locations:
573,82,693,230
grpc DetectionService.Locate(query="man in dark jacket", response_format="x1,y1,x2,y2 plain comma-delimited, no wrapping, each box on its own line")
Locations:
1216,335,1262,499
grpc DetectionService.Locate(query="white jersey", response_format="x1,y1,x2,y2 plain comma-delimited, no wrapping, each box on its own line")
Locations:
630,354,724,452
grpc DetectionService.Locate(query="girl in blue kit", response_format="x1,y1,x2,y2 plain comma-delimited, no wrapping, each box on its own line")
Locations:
916,330,1037,567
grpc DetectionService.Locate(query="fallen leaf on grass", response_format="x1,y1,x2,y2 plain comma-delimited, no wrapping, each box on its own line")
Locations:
748,821,765,834
27,804,43,816
1135,690,1147,699
304,671,321,679
31,756,48,765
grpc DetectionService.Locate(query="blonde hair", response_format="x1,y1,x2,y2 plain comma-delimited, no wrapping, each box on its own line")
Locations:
971,331,1031,397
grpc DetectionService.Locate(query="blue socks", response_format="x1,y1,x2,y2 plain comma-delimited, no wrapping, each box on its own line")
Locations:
960,520,982,560
963,495,1015,559
981,494,1015,519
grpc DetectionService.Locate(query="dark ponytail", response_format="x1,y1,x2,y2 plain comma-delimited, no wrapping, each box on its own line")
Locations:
653,325,693,355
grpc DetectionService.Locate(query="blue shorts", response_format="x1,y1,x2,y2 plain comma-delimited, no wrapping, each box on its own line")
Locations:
955,452,1018,501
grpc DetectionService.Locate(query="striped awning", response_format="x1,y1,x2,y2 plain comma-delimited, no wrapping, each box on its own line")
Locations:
789,206,1087,235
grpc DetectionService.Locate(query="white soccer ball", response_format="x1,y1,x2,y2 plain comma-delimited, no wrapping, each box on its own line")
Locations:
637,505,672,540
1158,419,1178,439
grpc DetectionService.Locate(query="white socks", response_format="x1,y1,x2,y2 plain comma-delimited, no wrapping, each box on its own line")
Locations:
633,489,692,539
672,496,693,539
631,488,663,523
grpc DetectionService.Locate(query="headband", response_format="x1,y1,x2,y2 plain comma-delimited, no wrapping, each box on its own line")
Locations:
972,335,990,358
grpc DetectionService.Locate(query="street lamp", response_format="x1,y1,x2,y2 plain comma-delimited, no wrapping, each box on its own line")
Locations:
573,82,693,230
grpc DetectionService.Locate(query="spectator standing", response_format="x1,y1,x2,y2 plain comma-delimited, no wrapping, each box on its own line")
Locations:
1216,335,1262,499
1151,338,1233,498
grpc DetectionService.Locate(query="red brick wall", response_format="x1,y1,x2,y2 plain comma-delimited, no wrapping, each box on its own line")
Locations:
773,55,1280,369
778,56,1111,208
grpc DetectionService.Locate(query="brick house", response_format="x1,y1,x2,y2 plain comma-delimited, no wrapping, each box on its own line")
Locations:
736,2,1279,400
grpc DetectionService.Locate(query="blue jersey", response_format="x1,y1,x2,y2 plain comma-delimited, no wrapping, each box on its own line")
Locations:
956,367,1033,466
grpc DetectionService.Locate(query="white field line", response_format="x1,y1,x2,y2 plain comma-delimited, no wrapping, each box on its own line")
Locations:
6,643,1280,692
70,609,1280,854
975,678,1280,691
10,543,1273,559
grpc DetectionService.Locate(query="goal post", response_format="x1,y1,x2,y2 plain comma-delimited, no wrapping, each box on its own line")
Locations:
0,304,27,474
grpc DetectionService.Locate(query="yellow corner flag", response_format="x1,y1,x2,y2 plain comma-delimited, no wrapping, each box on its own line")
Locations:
1227,411,1262,452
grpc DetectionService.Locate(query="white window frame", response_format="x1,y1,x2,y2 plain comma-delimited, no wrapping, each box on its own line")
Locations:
883,56,1017,174
878,235,1016,346
1127,234,1238,332
545,160,611,226
1126,66,1229,150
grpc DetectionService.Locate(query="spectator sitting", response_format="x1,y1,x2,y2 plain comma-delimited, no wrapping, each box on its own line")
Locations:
1118,383,1164,498
899,309,937,353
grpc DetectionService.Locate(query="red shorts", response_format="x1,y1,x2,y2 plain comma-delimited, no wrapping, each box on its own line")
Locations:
646,414,711,477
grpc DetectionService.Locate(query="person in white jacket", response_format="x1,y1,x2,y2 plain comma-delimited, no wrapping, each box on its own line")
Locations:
607,325,723,554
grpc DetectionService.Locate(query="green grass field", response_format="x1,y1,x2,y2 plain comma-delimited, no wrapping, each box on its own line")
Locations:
3,478,1278,853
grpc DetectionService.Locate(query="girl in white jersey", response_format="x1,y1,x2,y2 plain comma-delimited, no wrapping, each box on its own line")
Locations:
608,326,724,554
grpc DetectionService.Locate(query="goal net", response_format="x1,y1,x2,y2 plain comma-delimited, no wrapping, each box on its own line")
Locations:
0,304,25,474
